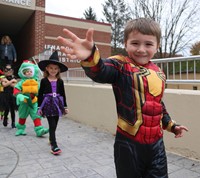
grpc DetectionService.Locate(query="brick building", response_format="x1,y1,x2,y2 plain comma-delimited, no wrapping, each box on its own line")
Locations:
0,0,111,68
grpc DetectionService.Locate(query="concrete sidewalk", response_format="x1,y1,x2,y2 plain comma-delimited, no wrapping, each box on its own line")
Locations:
0,116,200,178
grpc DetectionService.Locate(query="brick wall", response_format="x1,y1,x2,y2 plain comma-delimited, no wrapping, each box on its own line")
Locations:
34,10,45,55
45,14,111,68
14,0,111,69
16,0,45,62
34,0,45,55
36,0,45,7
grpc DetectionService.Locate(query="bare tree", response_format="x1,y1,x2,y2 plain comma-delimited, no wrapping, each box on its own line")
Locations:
128,0,200,57
102,0,131,55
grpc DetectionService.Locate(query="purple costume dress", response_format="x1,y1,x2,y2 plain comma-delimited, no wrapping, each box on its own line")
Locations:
40,81,64,117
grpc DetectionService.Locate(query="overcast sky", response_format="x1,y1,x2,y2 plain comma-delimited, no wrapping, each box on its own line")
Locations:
45,0,106,20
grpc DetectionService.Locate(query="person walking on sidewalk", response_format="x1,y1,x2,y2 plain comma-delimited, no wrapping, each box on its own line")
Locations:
0,64,17,128
38,50,69,155
57,18,188,177
14,60,49,136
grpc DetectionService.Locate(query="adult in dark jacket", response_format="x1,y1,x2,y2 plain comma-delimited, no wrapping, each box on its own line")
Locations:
0,35,17,68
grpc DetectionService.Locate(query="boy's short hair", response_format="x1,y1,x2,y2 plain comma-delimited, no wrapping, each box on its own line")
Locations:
124,18,161,45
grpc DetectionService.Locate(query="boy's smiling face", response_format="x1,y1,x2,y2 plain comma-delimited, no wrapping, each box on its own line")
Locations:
23,69,33,78
125,31,159,65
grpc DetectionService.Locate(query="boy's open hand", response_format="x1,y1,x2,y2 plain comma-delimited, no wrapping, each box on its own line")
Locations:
57,28,94,61
173,125,188,138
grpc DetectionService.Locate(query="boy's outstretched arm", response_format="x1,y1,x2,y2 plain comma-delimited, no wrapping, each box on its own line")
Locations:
57,28,94,60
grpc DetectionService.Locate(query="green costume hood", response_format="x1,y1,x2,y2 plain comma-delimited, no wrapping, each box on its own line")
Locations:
18,60,39,80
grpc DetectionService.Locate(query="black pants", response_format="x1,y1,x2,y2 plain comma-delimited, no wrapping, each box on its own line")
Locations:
3,94,16,125
114,133,168,178
47,116,59,147
4,107,15,124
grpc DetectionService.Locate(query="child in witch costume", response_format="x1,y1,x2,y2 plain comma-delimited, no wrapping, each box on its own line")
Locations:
14,60,49,136
38,50,69,155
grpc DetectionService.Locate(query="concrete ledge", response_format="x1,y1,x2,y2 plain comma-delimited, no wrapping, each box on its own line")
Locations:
163,89,200,160
65,84,117,134
65,84,200,160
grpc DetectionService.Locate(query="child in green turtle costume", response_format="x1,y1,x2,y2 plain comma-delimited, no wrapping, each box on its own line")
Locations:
14,60,49,136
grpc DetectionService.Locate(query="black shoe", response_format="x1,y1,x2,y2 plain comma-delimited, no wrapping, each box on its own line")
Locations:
3,118,8,127
51,146,62,155
11,122,16,128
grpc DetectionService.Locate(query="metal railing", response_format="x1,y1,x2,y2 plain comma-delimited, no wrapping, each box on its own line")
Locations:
64,55,200,85
151,55,200,84
64,68,94,84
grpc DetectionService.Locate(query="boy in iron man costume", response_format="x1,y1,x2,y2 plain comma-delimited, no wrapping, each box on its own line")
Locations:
58,18,188,178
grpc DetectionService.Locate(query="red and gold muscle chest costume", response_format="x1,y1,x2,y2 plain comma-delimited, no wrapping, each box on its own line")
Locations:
81,46,175,144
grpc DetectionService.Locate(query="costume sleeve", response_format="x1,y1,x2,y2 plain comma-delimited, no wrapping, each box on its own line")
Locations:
81,45,124,84
11,44,17,59
38,78,44,107
161,101,178,133
59,79,67,108
13,88,21,96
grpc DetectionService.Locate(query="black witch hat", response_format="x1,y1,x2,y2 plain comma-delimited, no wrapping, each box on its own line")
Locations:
38,50,68,72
